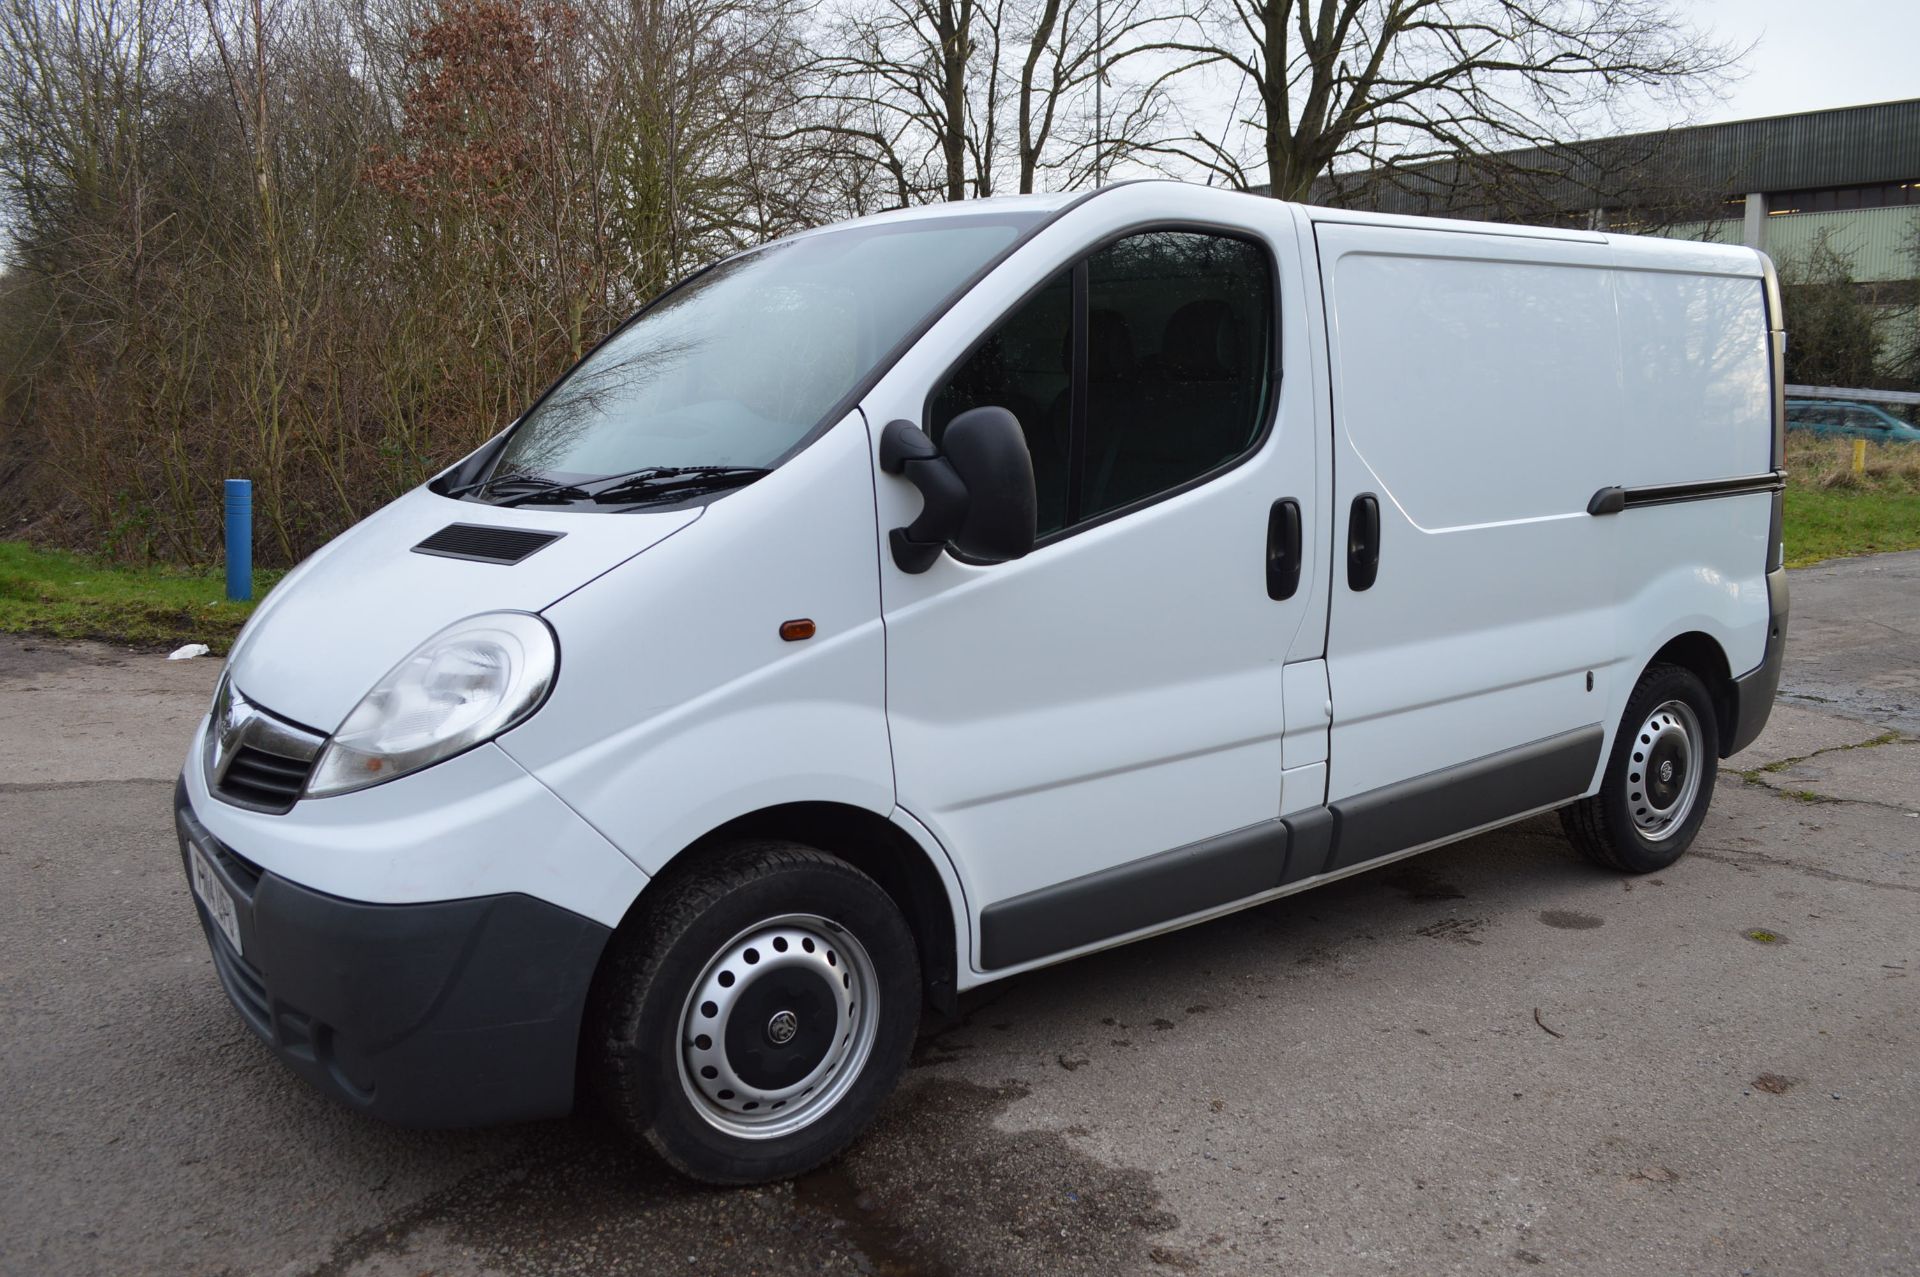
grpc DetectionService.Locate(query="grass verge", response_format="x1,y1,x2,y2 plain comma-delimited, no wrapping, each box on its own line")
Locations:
1,433,1916,650
1783,435,1920,567
0,541,274,652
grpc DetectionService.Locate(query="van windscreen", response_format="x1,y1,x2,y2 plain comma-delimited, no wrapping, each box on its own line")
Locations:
477,215,1039,507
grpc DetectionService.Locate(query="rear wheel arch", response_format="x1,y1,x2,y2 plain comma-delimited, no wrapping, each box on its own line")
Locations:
1563,660,1720,873
1648,631,1736,756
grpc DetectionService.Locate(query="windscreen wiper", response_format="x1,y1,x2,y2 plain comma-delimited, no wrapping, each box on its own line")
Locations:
589,465,771,507
493,479,595,507
447,471,592,506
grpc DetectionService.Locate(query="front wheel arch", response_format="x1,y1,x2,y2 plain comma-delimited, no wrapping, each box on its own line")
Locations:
595,802,960,1030
587,840,921,1181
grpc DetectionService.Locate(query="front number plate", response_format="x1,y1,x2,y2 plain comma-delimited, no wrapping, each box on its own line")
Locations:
189,841,243,957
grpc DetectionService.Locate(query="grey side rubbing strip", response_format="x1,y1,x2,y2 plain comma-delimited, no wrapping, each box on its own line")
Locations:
977,729,1604,971
1326,726,1605,874
978,820,1290,970
1280,806,1335,885
1587,472,1784,515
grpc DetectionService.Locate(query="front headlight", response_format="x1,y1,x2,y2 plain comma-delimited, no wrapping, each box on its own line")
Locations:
306,611,557,798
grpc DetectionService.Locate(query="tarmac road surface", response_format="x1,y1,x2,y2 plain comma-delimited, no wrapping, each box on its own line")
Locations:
1,551,1915,1276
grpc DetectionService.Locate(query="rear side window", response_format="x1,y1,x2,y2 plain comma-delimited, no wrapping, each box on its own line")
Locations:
931,229,1274,539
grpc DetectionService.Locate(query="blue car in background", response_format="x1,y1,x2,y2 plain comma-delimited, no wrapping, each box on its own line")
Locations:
1785,398,1920,443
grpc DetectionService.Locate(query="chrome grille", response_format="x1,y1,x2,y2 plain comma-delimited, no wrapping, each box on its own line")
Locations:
218,747,314,811
205,677,325,814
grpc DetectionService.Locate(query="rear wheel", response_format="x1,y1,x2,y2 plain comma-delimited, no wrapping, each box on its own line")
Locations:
592,841,920,1183
1561,662,1719,873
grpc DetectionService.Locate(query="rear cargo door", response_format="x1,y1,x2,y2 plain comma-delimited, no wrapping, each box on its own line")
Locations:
1312,219,1619,873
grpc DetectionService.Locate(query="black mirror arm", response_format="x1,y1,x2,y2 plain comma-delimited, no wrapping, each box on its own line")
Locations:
880,419,968,574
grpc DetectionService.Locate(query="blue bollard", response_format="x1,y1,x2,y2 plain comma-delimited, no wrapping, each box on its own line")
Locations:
224,479,253,602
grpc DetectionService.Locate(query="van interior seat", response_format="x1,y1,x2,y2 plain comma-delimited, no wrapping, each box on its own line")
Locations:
1087,299,1253,514
1159,299,1244,382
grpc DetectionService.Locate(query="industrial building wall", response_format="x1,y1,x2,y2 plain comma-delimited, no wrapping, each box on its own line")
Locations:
1656,206,1920,284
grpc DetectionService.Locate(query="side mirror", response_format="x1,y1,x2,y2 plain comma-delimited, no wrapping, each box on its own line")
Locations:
879,409,1037,574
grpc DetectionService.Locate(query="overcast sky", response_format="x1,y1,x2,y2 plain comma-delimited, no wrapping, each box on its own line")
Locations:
1685,0,1916,125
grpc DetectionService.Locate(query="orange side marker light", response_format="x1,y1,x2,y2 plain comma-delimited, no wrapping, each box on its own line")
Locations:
779,619,816,642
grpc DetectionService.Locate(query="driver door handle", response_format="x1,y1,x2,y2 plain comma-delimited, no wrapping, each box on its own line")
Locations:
1266,499,1302,600
1347,493,1380,591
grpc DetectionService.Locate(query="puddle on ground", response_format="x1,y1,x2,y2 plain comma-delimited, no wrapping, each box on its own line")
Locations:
1537,910,1604,930
310,1078,1178,1277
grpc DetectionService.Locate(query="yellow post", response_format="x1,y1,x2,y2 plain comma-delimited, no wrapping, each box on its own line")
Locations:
1853,438,1868,474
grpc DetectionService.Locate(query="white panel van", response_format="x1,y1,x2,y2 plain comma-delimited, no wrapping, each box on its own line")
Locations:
175,182,1788,1183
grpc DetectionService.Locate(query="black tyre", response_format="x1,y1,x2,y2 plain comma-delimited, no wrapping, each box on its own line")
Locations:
1561,662,1720,873
591,840,920,1183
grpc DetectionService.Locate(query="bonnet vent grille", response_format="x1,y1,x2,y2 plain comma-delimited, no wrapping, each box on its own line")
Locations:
413,523,564,565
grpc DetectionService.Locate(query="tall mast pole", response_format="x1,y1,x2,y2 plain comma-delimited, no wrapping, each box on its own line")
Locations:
1094,0,1105,184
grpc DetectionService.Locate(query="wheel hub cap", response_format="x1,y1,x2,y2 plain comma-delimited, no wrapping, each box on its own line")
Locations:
1627,700,1703,841
678,915,880,1140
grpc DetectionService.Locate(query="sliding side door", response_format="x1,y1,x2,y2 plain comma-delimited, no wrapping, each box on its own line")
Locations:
1313,219,1621,874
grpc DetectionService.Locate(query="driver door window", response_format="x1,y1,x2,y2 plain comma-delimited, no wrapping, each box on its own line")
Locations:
930,229,1274,541
928,270,1073,535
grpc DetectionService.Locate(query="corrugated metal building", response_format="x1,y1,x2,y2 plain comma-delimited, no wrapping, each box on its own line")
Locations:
1317,98,1920,285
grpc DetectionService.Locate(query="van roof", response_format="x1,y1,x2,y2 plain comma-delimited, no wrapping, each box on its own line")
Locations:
1300,201,1764,275
790,183,1764,278
801,192,1082,237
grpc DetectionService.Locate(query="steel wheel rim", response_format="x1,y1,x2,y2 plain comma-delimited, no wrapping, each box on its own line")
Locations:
677,913,880,1141
1627,699,1703,841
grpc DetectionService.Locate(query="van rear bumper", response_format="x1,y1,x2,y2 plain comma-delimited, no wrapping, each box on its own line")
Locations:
175,778,610,1128
1723,566,1789,757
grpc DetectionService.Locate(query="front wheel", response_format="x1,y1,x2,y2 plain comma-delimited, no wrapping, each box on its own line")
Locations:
591,842,921,1183
1561,662,1720,873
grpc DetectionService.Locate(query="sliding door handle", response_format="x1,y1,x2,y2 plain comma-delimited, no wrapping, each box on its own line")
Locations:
1266,498,1302,600
1347,493,1380,591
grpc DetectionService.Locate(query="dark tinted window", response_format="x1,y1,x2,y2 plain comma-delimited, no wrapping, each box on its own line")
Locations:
1081,232,1273,517
929,229,1273,538
930,271,1073,535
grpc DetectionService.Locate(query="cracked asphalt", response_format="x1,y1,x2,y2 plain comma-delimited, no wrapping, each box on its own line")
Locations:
2,550,1916,1276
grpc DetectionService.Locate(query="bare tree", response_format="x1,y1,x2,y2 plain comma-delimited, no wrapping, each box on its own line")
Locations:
1155,0,1740,200
1012,0,1184,192
806,0,989,203
804,0,1188,204
0,0,839,564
